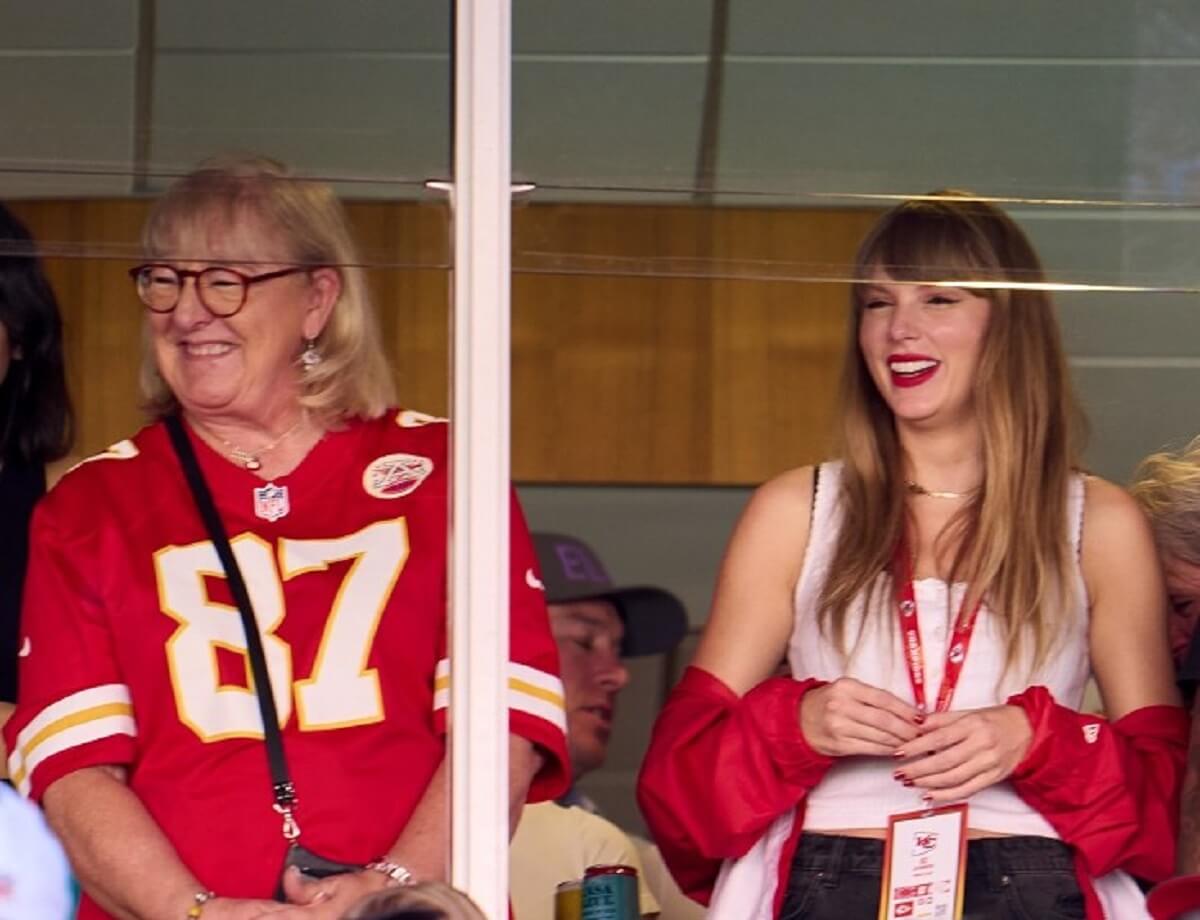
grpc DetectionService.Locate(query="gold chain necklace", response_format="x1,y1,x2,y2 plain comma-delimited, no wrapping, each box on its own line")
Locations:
904,479,977,500
208,415,308,471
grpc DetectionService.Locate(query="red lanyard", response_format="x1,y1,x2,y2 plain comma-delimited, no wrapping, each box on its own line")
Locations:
892,541,983,714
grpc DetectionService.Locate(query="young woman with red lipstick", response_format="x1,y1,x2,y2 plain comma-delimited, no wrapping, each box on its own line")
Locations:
639,193,1185,920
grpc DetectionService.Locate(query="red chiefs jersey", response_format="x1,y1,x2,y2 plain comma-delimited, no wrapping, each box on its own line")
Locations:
5,410,568,916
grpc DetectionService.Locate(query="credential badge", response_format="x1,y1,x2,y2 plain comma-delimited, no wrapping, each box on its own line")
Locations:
363,453,434,500
253,482,291,522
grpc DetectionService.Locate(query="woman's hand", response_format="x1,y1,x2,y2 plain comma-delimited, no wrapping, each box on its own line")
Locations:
269,865,390,918
799,677,924,757
893,704,1033,804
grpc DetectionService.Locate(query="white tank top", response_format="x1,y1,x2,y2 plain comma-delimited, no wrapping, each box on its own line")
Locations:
792,461,1090,836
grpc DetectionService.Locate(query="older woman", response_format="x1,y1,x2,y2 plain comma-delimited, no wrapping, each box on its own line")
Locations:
3,156,568,920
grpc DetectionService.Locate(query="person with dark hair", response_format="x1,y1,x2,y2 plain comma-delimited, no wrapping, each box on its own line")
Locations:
638,193,1186,919
511,533,694,920
0,201,73,755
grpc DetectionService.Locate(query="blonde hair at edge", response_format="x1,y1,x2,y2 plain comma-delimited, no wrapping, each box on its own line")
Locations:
342,882,487,920
819,191,1085,674
138,154,395,423
1131,434,1200,568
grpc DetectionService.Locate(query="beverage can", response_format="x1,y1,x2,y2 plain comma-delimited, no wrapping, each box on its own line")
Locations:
555,878,583,920
581,864,639,920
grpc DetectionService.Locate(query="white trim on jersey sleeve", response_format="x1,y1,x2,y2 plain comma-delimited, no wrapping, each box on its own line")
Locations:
395,409,448,428
9,684,136,796
63,439,139,476
433,658,566,734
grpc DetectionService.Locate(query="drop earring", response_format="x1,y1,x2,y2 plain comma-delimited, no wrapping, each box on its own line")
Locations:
300,338,322,372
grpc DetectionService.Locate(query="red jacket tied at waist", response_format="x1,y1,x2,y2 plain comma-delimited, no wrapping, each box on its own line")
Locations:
636,666,833,904
639,668,1187,919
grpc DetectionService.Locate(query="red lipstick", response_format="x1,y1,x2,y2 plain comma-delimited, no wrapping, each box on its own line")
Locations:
888,354,940,388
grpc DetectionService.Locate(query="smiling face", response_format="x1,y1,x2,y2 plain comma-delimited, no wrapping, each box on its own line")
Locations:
145,213,338,428
548,598,631,778
856,273,991,430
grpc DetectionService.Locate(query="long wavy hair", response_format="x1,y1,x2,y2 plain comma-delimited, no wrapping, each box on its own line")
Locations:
0,203,73,466
819,192,1085,672
138,154,395,423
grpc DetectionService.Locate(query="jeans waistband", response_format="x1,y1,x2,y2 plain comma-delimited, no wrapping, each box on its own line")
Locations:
793,832,1075,884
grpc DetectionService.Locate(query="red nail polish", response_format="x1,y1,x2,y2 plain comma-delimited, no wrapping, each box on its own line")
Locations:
893,770,907,781
913,713,925,725
902,779,914,787
893,750,906,760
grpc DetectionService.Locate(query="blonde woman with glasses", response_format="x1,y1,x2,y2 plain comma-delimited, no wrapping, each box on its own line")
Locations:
5,156,569,920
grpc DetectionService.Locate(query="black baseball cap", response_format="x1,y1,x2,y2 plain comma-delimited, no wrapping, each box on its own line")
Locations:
532,532,689,658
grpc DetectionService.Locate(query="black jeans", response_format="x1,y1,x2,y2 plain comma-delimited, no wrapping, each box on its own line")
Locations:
779,833,1085,920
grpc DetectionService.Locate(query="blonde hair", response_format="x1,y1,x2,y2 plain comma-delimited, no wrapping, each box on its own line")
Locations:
820,191,1086,672
342,882,487,920
138,154,394,423
1131,435,1200,567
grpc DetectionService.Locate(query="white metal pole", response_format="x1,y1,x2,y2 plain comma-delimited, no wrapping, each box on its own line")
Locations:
449,1,512,918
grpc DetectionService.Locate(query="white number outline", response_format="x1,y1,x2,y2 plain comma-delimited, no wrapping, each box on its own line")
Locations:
155,518,409,741
284,519,410,731
157,535,293,741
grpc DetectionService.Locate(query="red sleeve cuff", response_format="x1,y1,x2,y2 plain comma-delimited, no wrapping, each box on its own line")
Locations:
21,736,137,803
740,675,836,780
511,711,570,802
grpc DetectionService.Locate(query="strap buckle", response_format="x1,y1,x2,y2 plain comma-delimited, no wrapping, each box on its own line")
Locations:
272,784,301,841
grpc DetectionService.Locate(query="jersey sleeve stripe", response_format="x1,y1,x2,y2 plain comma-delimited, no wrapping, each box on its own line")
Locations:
11,684,134,751
507,688,567,733
12,711,137,796
8,685,136,790
508,677,562,709
431,661,566,732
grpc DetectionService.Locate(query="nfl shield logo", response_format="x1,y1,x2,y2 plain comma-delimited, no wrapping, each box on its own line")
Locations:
253,483,290,522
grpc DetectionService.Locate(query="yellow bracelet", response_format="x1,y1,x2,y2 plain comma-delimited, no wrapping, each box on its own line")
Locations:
186,890,215,919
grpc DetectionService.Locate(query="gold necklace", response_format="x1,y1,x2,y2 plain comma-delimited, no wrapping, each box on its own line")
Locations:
208,415,308,471
904,479,977,500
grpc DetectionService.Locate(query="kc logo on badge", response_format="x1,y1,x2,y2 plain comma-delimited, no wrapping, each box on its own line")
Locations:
364,453,434,499
911,832,938,857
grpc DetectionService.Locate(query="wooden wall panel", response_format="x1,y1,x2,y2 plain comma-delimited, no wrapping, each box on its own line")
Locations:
511,204,879,484
5,199,877,485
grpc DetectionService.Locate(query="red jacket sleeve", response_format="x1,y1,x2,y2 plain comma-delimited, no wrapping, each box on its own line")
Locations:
1007,685,1188,881
636,666,834,904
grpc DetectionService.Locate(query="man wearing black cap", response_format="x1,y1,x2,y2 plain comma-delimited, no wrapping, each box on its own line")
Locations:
510,533,695,920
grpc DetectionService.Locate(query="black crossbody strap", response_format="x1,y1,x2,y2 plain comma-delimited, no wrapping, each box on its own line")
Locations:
164,414,301,835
